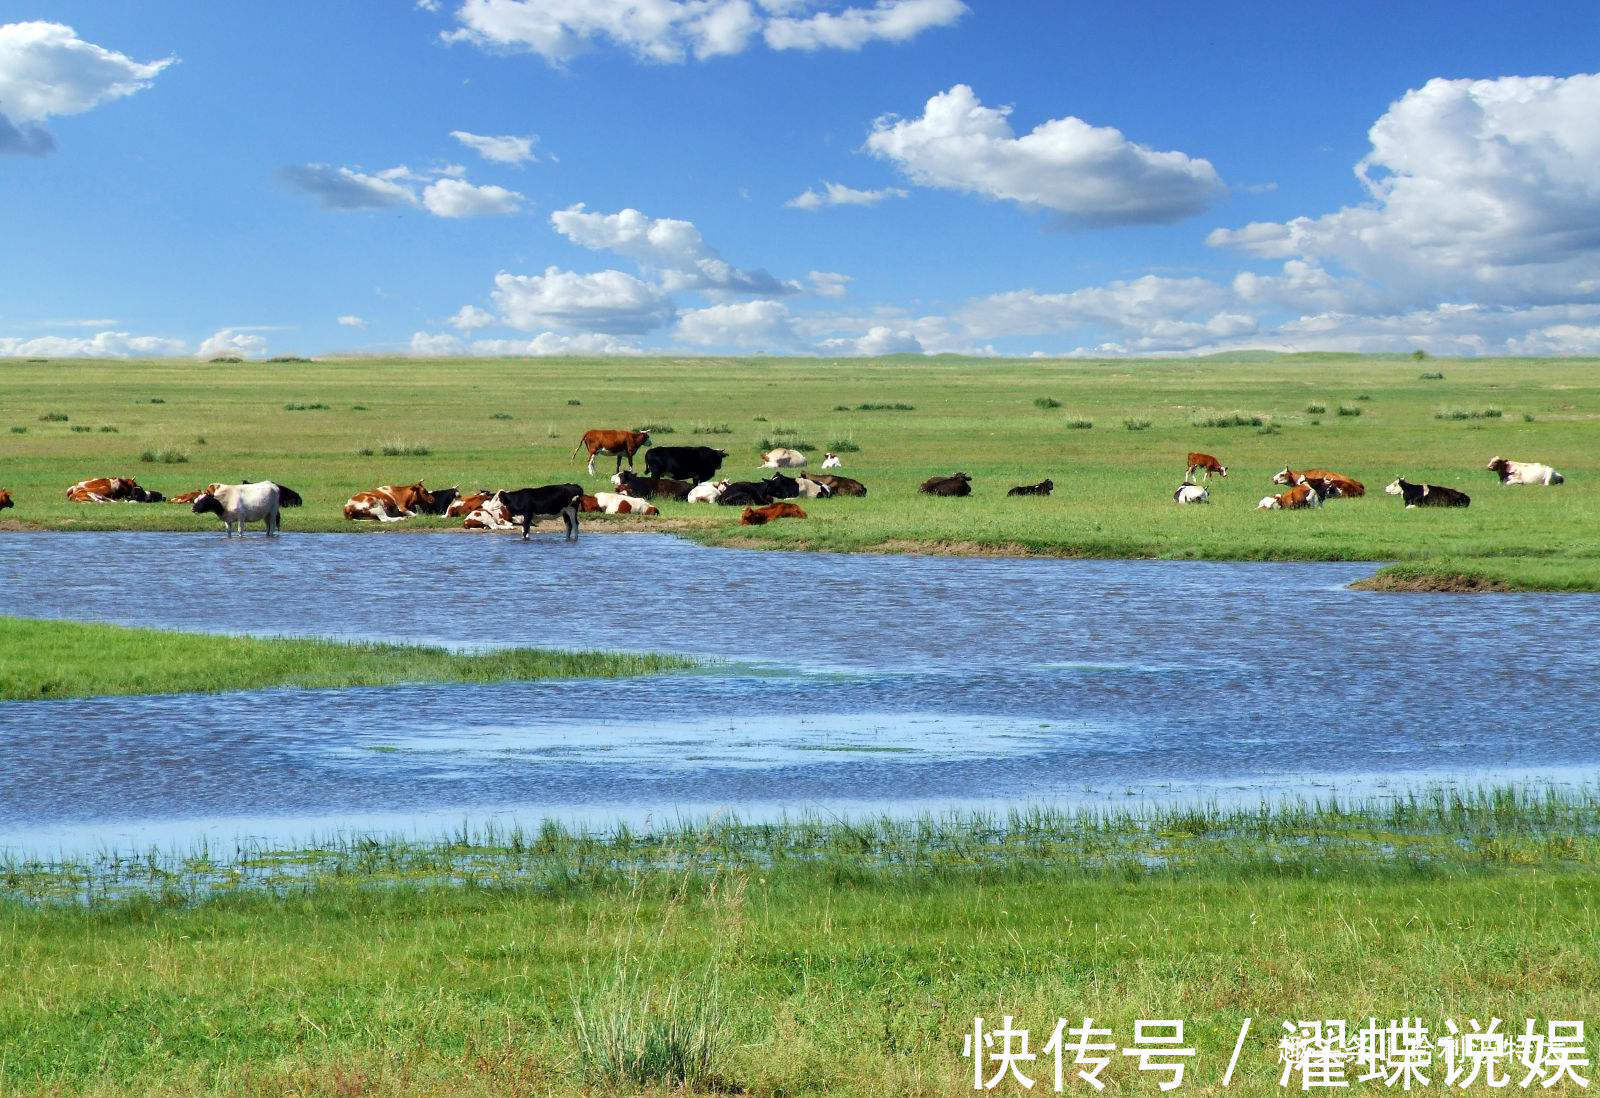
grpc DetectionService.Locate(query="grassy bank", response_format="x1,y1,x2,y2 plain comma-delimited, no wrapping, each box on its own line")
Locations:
0,616,694,701
2,353,1597,589
4,787,1600,1094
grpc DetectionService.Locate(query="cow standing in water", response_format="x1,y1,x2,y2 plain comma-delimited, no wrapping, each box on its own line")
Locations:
192,482,284,536
492,484,583,541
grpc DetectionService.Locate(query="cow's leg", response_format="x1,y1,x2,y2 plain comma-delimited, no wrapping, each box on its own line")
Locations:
615,451,625,475
521,513,532,541
563,505,579,541
586,451,597,477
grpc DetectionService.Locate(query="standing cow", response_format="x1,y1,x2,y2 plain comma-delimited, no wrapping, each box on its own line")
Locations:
1186,452,1227,480
192,482,284,537
573,429,652,476
492,483,583,541
645,445,727,484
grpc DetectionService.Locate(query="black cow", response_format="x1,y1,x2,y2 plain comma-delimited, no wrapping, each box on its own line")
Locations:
1384,478,1470,508
492,483,584,540
274,483,304,508
128,485,165,503
644,445,727,484
807,474,866,497
716,481,776,506
413,486,456,515
616,471,693,501
762,473,802,500
919,472,972,497
1007,479,1053,497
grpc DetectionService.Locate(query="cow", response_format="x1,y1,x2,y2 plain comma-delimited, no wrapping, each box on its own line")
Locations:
446,490,496,517
491,483,583,541
1257,483,1320,510
759,447,807,470
614,470,694,501
740,502,807,525
463,496,519,531
412,486,454,515
806,474,866,497
579,494,604,513
686,480,728,503
1273,467,1365,498
1007,479,1053,497
716,481,776,506
1385,478,1471,508
66,477,155,503
592,492,660,516
793,475,833,499
821,452,843,469
572,429,651,476
193,482,283,536
0,489,12,511
1487,456,1564,486
1174,481,1209,504
343,482,434,522
1186,452,1227,480
760,473,806,500
168,488,214,504
920,472,972,497
644,445,727,484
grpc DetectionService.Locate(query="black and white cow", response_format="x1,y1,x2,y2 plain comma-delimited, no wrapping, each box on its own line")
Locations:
715,481,776,506
492,483,584,540
1384,478,1471,508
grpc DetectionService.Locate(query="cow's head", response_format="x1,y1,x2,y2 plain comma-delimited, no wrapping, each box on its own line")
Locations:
1271,467,1295,486
1486,456,1509,475
1383,478,1405,496
192,492,223,516
637,429,652,445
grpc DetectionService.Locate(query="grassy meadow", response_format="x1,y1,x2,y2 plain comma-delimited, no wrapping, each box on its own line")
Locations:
0,616,694,701
2,352,1598,588
4,788,1600,1095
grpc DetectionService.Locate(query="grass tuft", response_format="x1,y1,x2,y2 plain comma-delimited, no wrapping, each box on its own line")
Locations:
573,963,729,1091
855,402,914,411
691,423,733,435
1337,404,1362,417
38,412,68,422
379,441,430,457
1123,418,1151,431
1064,417,1093,430
283,402,330,411
1191,412,1264,428
139,447,189,464
1033,396,1062,409
637,422,675,434
1435,407,1503,420
826,438,862,452
1420,371,1445,380
1305,403,1327,414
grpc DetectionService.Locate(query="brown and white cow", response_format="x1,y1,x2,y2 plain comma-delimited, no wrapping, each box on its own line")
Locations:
446,490,496,517
740,502,807,525
572,429,651,476
343,482,434,522
169,484,223,505
66,477,161,503
1257,483,1321,510
462,496,520,531
0,489,12,511
1272,467,1365,498
592,492,659,515
1486,456,1564,486
1185,452,1227,480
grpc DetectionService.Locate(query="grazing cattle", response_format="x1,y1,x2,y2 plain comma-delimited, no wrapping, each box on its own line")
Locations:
0,489,12,511
740,502,807,525
492,483,583,541
716,481,776,506
644,445,727,484
1385,478,1471,508
614,470,694,500
572,429,651,476
759,447,807,470
807,474,866,497
686,480,728,503
1487,456,1564,486
920,472,972,497
1186,452,1227,480
1007,479,1053,497
343,482,435,522
1173,481,1209,504
1273,467,1364,498
793,475,833,499
193,481,282,536
1257,483,1321,510
446,490,495,517
592,492,660,516
821,452,842,469
66,476,158,503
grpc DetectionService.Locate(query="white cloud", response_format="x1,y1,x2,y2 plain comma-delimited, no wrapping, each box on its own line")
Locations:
955,276,1233,340
675,299,796,347
449,304,497,330
0,21,173,155
821,324,924,355
337,314,368,328
450,129,538,165
808,271,851,298
785,180,908,210
491,266,675,334
0,330,185,357
196,329,267,358
551,203,798,295
471,332,642,355
279,164,418,210
441,0,961,64
866,84,1225,226
410,330,464,355
421,177,524,217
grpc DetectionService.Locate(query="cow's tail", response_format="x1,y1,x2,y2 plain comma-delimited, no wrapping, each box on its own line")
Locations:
570,438,586,459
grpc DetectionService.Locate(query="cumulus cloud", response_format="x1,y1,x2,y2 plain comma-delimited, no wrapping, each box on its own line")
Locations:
0,330,185,357
410,331,464,355
0,21,173,155
866,84,1224,226
551,203,798,295
441,0,962,65
278,164,418,210
491,266,675,334
820,324,923,355
281,161,523,217
421,177,523,217
450,129,538,165
196,329,267,358
675,300,797,347
471,332,642,355
449,304,496,330
785,180,908,210
808,271,852,298
337,314,368,328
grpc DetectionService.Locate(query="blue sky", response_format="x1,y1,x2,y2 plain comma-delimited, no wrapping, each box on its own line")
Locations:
3,1,1599,358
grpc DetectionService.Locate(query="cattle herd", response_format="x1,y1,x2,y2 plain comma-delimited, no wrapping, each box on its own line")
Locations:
1,436,1567,538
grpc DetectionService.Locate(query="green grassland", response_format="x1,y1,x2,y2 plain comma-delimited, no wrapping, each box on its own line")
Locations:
4,788,1600,1095
2,352,1597,589
0,616,694,701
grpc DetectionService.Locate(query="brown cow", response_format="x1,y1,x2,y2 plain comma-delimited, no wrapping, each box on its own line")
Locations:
169,484,223,505
343,482,434,522
573,428,651,476
1273,467,1365,498
740,502,807,525
0,489,12,511
1186,452,1227,479
919,472,972,496
807,474,866,497
578,494,603,513
446,490,495,517
1258,483,1320,510
66,477,161,503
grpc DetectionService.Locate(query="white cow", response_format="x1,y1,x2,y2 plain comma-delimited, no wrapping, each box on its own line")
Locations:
759,447,807,469
193,481,281,537
821,452,843,469
1487,456,1564,486
793,476,833,499
1173,482,1209,504
592,492,659,515
687,480,727,503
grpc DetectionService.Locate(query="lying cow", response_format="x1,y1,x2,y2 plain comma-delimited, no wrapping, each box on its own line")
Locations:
169,485,221,505
414,486,454,515
740,502,807,525
920,472,972,497
573,429,651,476
614,470,693,500
343,482,434,522
1186,452,1227,480
759,447,807,470
716,481,777,506
1257,483,1321,510
446,490,496,517
1008,479,1053,497
1174,481,1209,504
1385,478,1470,508
0,489,12,511
67,476,162,503
807,474,865,497
645,445,726,484
1273,467,1364,498
592,492,659,515
686,480,729,503
463,496,519,531
492,483,583,541
193,481,283,536
793,475,832,499
821,452,843,469
1487,456,1564,486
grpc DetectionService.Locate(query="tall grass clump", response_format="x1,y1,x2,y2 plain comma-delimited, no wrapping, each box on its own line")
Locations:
637,422,675,434
826,438,862,452
1192,412,1264,428
1064,417,1093,430
573,963,729,1092
1420,371,1445,380
140,447,189,465
855,402,914,411
1337,404,1362,417
8,426,25,434
1436,407,1503,421
69,425,92,433
1123,418,1151,431
691,422,732,435
38,412,68,422
379,441,430,457
490,411,514,420
98,425,118,433
283,402,330,411
758,436,816,452
1522,413,1536,423
567,398,582,406
1305,403,1327,415
148,397,166,404
1033,396,1062,409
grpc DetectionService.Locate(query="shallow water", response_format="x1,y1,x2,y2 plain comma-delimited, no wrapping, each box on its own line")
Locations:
3,531,1598,855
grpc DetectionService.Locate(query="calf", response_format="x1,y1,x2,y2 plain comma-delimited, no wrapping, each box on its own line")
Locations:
1186,452,1227,480
592,491,659,516
740,502,807,525
644,445,727,484
572,429,651,476
0,489,12,511
686,480,728,503
614,470,693,500
1007,479,1053,497
806,474,865,497
1385,478,1470,508
1273,467,1364,498
193,481,283,536
1173,481,1209,504
759,447,807,470
821,452,843,469
1257,483,1321,510
716,481,776,506
920,472,972,496
1487,456,1564,486
492,483,583,541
